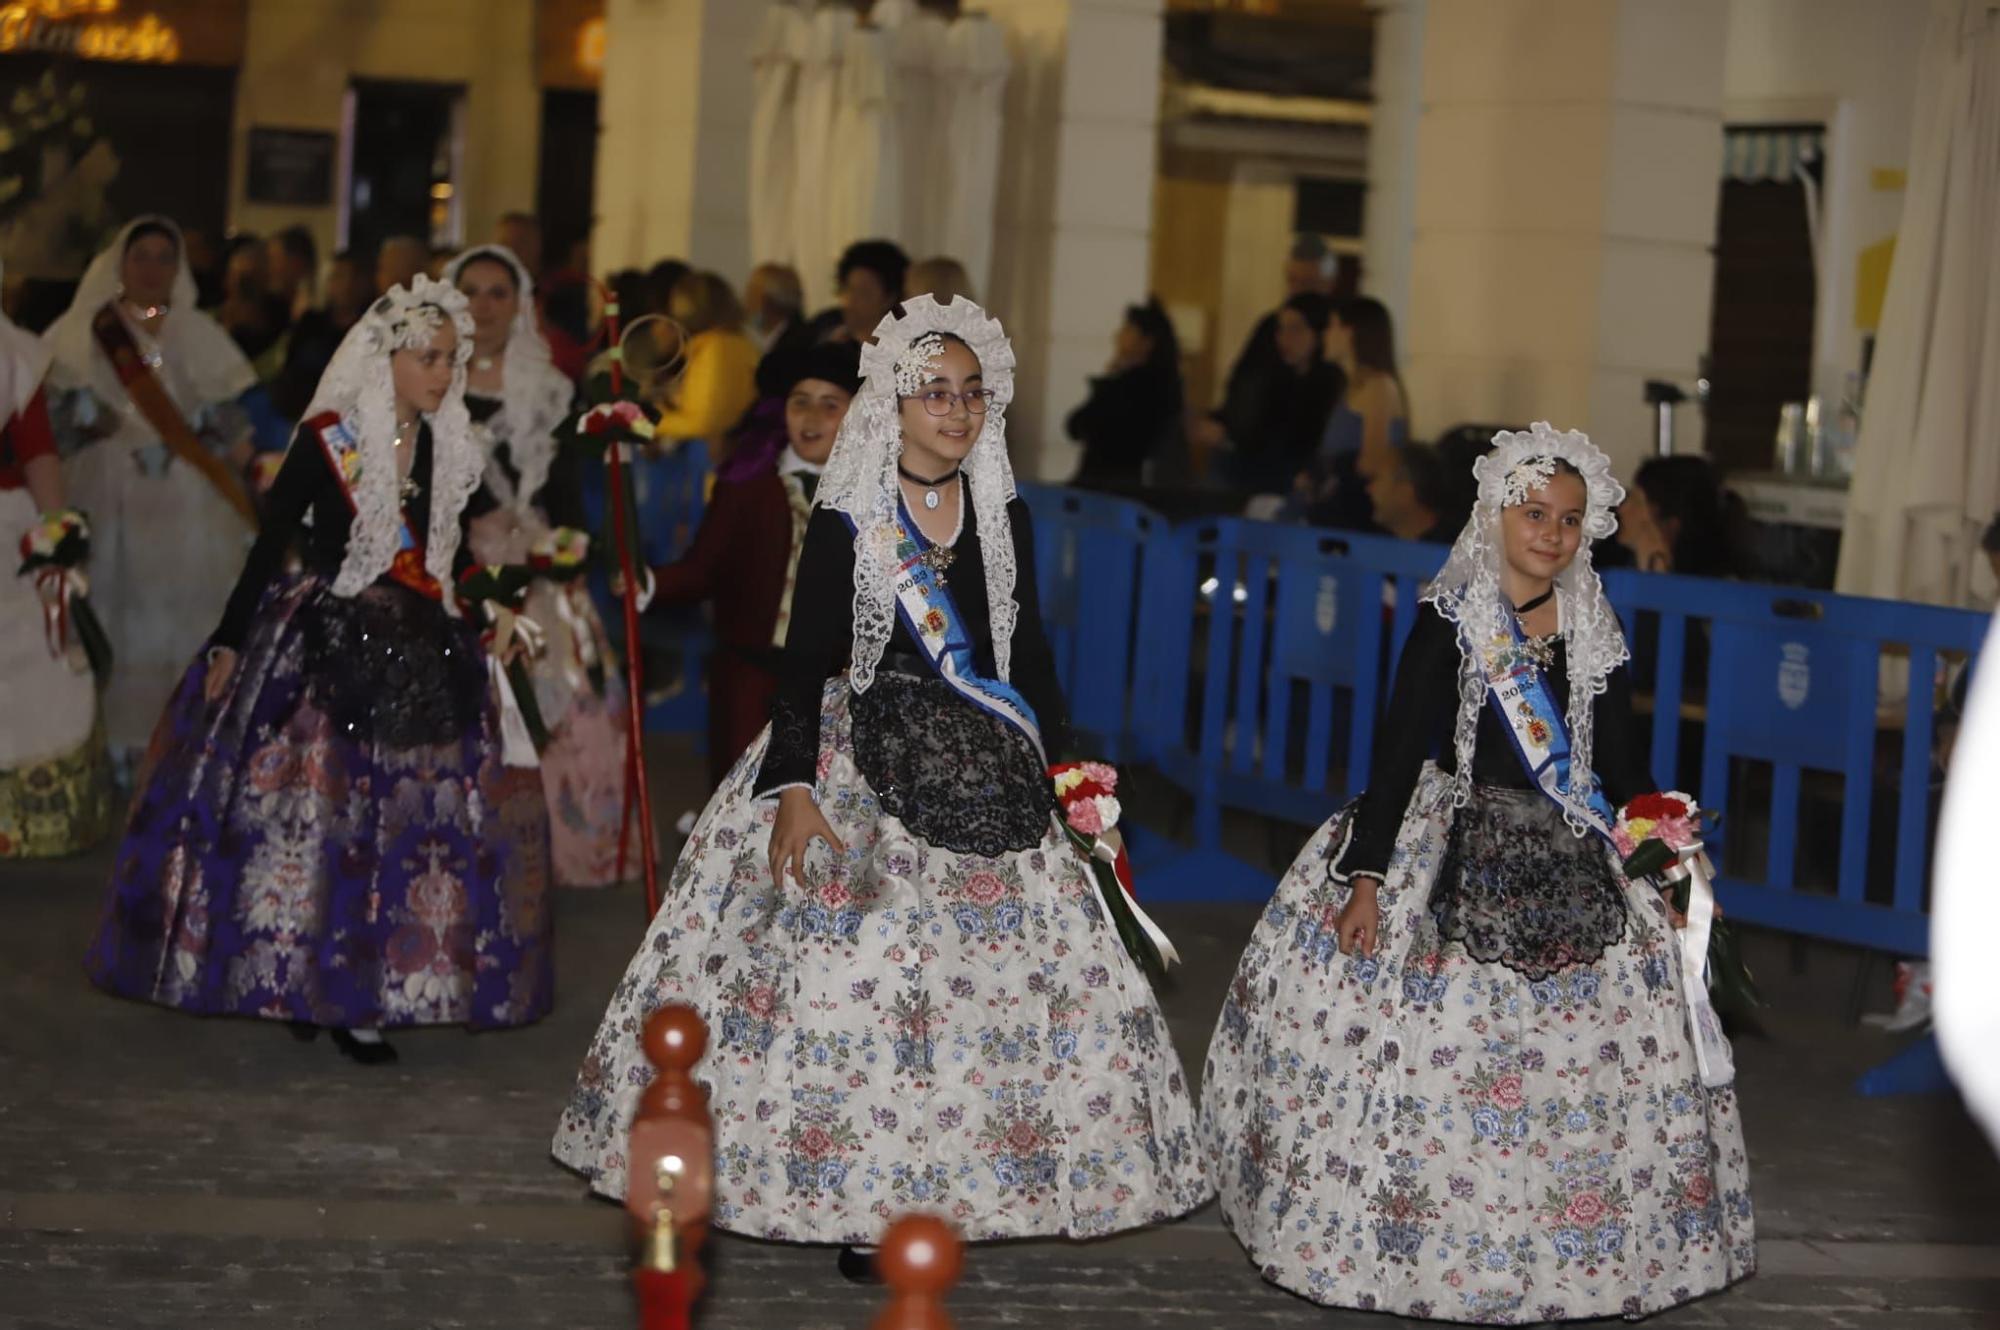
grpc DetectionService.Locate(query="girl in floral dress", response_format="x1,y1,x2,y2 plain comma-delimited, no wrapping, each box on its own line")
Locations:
1201,423,1754,1323
86,278,552,1064
553,295,1210,1274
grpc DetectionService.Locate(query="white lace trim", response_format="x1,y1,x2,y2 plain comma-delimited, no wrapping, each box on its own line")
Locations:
817,294,1019,692
302,275,481,611
1421,421,1629,834
444,244,570,513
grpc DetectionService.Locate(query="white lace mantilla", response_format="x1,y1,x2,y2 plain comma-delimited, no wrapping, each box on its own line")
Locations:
443,244,571,512
817,293,1020,692
302,275,482,610
1423,421,1629,832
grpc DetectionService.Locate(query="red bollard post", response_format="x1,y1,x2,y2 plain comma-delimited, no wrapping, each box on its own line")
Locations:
873,1214,963,1330
626,1004,714,1330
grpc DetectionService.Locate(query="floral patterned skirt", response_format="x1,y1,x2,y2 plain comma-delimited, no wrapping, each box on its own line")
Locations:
551,677,1212,1244
468,506,628,889
84,574,554,1030
1200,766,1755,1324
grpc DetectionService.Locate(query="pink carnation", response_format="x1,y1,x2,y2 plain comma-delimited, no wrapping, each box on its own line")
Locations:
1078,761,1119,791
1654,816,1701,851
1065,797,1105,836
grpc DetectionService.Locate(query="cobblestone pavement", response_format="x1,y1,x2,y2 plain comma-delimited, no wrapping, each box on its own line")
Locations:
3,738,1997,1328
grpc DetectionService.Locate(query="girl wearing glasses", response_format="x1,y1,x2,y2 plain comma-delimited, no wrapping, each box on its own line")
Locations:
553,296,1210,1278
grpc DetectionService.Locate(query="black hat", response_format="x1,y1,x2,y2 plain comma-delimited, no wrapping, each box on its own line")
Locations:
1125,296,1174,346
767,339,862,398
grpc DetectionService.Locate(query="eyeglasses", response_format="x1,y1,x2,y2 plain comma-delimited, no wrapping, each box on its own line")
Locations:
908,388,997,416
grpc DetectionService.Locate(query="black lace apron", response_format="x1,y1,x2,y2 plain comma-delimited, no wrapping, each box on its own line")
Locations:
1428,785,1628,980
849,665,1055,859
301,582,486,750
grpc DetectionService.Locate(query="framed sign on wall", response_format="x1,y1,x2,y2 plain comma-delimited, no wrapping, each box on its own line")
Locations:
245,126,335,206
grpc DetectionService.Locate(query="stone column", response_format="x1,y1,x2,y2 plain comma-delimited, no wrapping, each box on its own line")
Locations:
1398,0,1727,472
1362,0,1427,337
975,0,1165,481
594,0,770,278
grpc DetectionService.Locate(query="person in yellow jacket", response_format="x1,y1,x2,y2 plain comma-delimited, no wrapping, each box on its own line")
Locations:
654,270,759,453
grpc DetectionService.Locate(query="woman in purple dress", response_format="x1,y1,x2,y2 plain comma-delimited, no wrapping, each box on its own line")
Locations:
85,278,553,1064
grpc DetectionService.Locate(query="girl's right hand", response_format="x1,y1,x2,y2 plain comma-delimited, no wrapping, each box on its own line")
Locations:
203,646,238,704
1336,874,1382,956
769,786,847,888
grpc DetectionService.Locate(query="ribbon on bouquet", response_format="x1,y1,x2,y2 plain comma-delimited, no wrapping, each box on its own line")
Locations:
1089,834,1181,968
484,605,548,769
550,580,604,693
33,565,86,659
1659,844,1737,1089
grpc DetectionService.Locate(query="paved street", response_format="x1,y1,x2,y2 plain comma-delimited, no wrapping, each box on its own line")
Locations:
3,737,1997,1328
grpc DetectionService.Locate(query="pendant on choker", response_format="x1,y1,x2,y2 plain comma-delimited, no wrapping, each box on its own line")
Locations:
898,463,960,512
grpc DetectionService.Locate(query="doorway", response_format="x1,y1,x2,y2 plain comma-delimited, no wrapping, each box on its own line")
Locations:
1703,124,1822,473
537,88,598,273
341,78,464,260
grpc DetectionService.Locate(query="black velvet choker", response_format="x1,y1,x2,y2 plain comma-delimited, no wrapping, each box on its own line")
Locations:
1512,587,1555,615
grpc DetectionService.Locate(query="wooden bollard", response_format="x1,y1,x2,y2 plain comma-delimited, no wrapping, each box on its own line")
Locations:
872,1213,963,1330
627,1004,715,1330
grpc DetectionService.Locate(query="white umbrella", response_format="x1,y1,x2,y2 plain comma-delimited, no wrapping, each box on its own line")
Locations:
749,2,803,268
1835,0,2000,608
939,15,1011,300
791,4,853,306
825,20,902,262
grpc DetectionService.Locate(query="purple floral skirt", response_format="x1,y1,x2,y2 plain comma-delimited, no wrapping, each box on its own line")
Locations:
85,575,554,1030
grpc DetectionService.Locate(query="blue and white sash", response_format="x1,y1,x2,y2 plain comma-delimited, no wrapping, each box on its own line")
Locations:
1479,601,1618,840
1480,598,1735,1086
840,503,1044,762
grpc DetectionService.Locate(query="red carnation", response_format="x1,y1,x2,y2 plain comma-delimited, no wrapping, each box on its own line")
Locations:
1625,792,1689,821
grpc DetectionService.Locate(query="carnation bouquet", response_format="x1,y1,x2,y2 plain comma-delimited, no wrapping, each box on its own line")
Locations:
528,526,592,579
568,398,657,453
17,508,111,682
1613,792,1758,1017
456,563,549,755
1050,762,1179,979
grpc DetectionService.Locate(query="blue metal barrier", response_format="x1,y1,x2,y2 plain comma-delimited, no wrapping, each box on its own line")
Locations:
1124,517,1446,901
578,451,1991,1089
1017,483,1158,761
1602,571,1984,1097
1601,571,1984,957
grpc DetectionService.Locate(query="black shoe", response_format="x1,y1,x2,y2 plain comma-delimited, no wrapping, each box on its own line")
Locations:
836,1245,879,1285
329,1028,399,1065
287,1021,320,1043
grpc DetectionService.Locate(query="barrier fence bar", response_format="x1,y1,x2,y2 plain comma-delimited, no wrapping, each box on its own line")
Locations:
1017,483,1158,762
1601,570,1983,959
1122,516,1447,900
